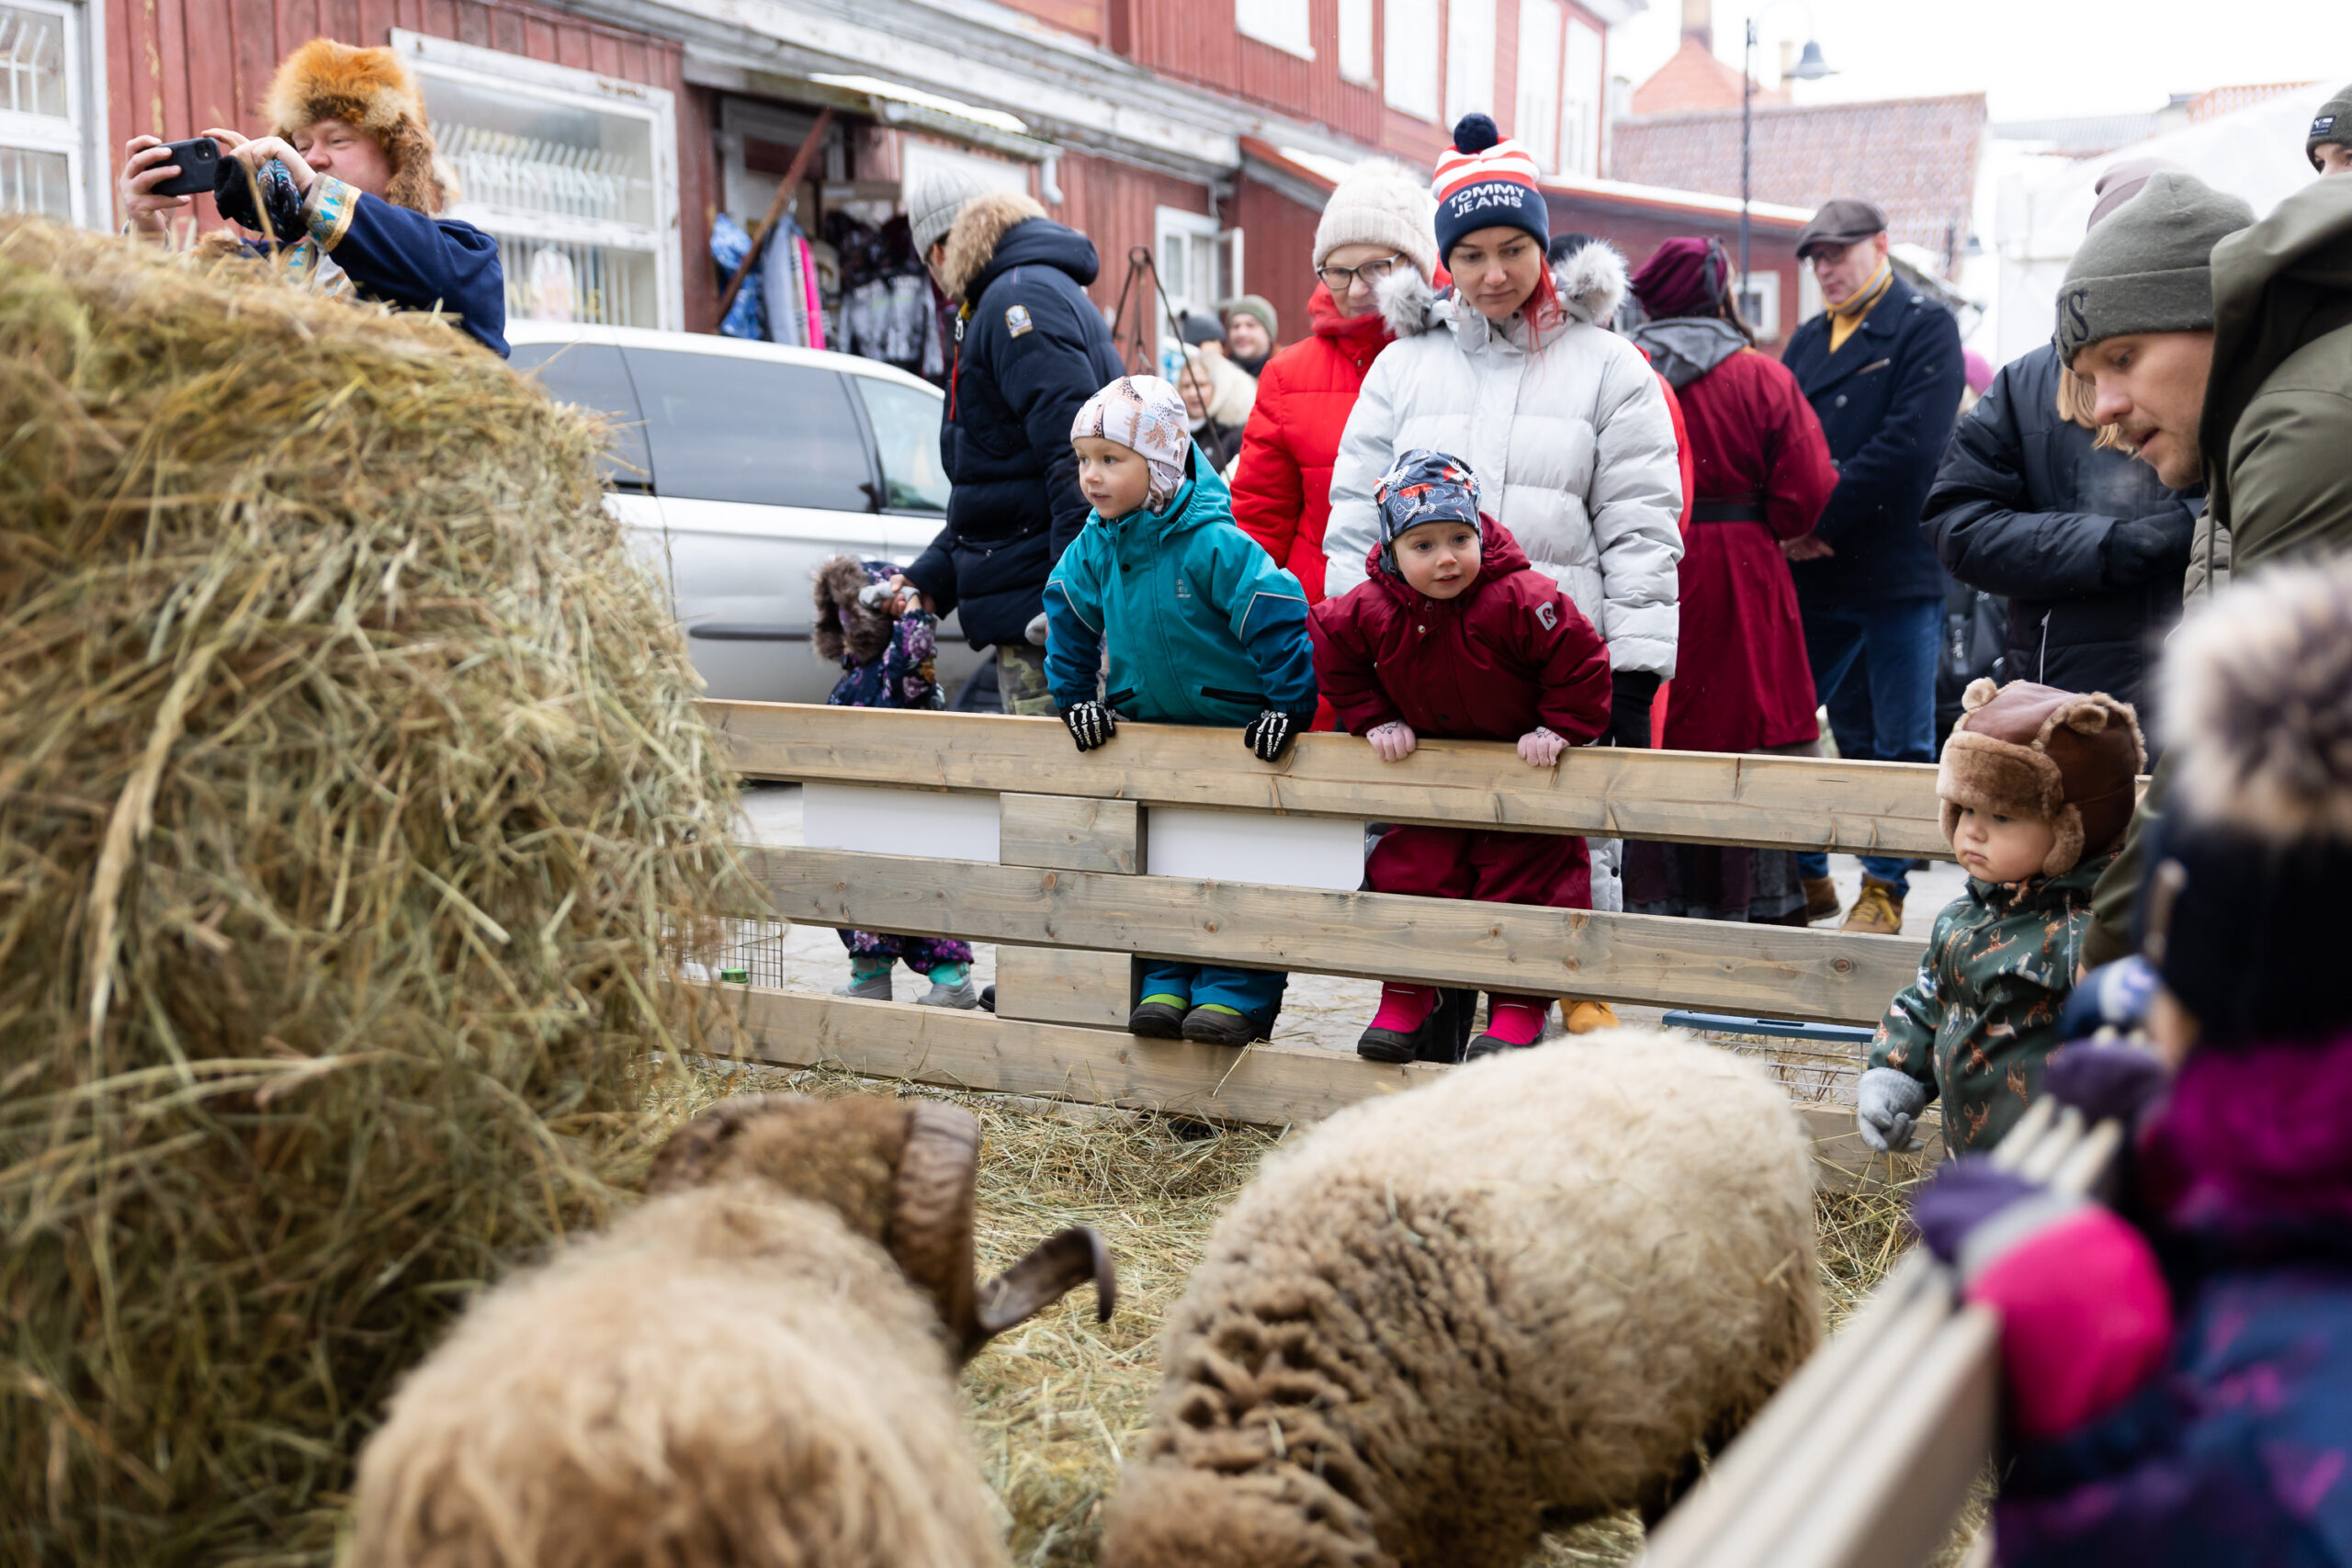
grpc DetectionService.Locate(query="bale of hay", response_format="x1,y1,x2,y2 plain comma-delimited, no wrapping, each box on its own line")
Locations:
0,217,745,1562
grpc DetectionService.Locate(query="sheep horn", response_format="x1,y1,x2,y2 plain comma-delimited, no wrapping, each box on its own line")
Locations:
644,1092,812,1194
971,1225,1118,1350
888,1100,982,1353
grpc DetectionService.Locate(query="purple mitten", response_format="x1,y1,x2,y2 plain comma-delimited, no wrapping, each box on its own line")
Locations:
2043,1041,2169,1130
2056,955,2159,1040
1908,1159,2044,1266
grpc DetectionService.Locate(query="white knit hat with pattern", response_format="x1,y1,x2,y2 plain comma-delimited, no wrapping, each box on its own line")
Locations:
907,165,992,259
1313,159,1439,278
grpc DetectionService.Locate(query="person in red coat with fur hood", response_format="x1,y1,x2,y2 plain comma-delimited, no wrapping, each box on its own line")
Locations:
1230,161,1437,604
1623,238,1838,925
1311,451,1612,1063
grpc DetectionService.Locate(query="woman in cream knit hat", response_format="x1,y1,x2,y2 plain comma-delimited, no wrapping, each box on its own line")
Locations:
1227,159,1436,606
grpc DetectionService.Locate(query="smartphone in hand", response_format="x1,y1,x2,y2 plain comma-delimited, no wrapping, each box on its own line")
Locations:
150,137,221,198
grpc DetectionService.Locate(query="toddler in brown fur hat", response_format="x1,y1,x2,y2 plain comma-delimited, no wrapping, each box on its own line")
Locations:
1857,679,2144,1155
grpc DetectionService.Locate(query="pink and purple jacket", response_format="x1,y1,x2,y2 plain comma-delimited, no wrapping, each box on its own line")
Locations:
1974,1032,2352,1566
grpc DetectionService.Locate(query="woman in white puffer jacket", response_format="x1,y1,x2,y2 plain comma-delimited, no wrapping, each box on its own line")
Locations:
1324,119,1684,701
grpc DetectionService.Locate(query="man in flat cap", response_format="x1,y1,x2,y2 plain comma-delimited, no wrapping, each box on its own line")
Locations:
1781,197,1965,934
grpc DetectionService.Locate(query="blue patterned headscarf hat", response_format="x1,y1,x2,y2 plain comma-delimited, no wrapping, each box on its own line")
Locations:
1072,374,1192,508
1374,448,1484,558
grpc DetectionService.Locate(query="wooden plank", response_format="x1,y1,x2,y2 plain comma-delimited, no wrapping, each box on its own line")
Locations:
999,794,1143,874
701,701,1956,858
748,844,1924,1025
714,988,1916,1191
990,945,1135,1029
720,985,1446,1127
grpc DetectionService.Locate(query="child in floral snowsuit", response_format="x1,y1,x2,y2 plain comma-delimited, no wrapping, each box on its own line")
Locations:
813,557,976,1008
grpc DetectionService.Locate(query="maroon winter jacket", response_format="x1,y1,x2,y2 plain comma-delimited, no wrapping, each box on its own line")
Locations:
1309,521,1612,745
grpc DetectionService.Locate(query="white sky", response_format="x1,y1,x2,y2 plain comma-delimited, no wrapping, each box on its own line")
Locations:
1609,0,2352,121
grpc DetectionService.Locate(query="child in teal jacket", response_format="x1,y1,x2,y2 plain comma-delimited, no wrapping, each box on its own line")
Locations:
1044,374,1317,1046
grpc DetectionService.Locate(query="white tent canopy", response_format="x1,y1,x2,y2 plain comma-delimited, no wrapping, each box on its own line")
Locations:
1990,84,2333,366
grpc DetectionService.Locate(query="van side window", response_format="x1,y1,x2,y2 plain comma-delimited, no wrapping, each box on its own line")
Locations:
623,350,872,512
854,377,950,514
510,343,653,490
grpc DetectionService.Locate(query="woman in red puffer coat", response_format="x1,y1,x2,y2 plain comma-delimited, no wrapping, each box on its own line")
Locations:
1230,160,1436,605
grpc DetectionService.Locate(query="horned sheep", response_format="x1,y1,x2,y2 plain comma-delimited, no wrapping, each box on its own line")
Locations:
1102,1029,1819,1568
348,1092,1113,1568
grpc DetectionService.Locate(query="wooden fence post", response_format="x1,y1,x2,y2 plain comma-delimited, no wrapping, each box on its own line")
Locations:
994,794,1143,1029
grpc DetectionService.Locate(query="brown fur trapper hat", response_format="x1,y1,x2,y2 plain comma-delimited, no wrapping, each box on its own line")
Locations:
812,556,895,666
1938,678,2145,877
266,38,451,214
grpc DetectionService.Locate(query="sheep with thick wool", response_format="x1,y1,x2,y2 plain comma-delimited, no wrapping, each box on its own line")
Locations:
348,1092,1114,1568
1102,1030,1818,1568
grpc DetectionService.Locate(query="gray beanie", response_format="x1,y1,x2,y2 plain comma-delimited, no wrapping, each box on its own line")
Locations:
2309,83,2352,171
2053,170,2254,366
907,166,991,259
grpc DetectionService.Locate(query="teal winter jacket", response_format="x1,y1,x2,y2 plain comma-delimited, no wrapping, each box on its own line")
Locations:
1042,461,1316,726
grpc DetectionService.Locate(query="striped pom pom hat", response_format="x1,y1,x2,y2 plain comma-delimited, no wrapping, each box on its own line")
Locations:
1430,113,1549,265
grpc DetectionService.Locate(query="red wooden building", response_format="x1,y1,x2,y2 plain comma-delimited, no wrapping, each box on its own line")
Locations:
29,0,1806,351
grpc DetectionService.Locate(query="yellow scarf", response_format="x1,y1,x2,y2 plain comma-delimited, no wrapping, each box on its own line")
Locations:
1826,265,1894,353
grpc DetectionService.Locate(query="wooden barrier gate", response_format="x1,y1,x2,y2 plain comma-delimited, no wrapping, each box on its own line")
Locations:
701,700,2004,1563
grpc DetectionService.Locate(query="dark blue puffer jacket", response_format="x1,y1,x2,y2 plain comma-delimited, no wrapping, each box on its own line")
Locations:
903,214,1125,649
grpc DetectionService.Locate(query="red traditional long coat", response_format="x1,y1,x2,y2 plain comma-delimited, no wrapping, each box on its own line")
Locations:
1663,348,1838,753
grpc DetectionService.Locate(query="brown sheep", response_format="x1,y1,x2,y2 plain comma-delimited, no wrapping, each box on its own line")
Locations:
1102,1030,1819,1568
348,1092,1113,1568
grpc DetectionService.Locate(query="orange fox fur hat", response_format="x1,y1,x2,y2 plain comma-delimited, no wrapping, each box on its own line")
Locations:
265,38,450,214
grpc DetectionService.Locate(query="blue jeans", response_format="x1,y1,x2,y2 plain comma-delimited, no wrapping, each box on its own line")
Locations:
1796,595,1941,895
1139,962,1287,1026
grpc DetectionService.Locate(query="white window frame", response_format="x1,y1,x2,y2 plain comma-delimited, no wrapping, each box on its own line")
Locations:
0,0,105,228
1235,0,1314,60
1154,203,1240,325
1737,270,1782,341
1443,0,1496,129
1558,16,1603,179
1513,0,1562,172
1337,0,1376,85
1798,262,1824,324
1383,0,1440,121
389,28,683,332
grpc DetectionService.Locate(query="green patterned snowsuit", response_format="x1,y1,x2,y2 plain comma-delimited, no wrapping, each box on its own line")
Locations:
1867,852,2114,1154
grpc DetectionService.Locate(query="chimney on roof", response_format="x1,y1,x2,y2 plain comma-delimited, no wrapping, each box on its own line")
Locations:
1681,0,1712,53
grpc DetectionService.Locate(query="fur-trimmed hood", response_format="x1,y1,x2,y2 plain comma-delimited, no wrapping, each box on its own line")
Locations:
266,38,452,214
1937,678,2145,878
938,189,1049,302
811,557,896,667
1374,240,1629,342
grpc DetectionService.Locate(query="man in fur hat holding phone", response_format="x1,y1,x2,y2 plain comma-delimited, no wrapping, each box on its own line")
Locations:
118,38,506,355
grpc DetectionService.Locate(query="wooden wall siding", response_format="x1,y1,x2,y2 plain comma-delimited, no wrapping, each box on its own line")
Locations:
992,0,1102,39
1053,148,1216,333
1546,193,1805,351
1230,171,1323,347
104,0,714,328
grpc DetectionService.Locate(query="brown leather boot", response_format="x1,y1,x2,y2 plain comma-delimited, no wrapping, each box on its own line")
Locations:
1802,874,1842,923
1840,875,1905,935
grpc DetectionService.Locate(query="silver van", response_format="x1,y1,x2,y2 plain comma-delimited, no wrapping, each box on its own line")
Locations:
507,323,985,704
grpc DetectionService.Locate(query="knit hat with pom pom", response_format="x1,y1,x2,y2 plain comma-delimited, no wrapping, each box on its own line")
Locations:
1937,679,2144,879
1431,113,1548,265
2138,555,2352,1046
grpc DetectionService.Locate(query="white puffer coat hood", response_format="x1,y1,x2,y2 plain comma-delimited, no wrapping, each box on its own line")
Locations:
1323,241,1685,677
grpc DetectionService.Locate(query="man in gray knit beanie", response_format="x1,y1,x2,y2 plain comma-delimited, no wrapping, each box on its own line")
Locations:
2066,166,2352,970
2054,170,2254,489
2310,82,2352,175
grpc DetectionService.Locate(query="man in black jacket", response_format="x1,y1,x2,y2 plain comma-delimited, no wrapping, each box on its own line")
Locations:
1781,197,1964,934
1923,163,2201,729
898,186,1125,715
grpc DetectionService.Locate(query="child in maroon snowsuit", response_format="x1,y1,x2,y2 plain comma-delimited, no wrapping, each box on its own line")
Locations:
1309,448,1611,1061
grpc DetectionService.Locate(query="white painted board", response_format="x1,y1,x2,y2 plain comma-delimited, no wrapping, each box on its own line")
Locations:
1147,807,1367,893
801,783,1001,863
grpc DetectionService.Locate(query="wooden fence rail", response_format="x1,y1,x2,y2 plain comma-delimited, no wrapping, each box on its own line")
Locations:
703,701,1958,858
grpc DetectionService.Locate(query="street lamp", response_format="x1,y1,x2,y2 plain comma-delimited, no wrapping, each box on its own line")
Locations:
1740,6,1833,312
